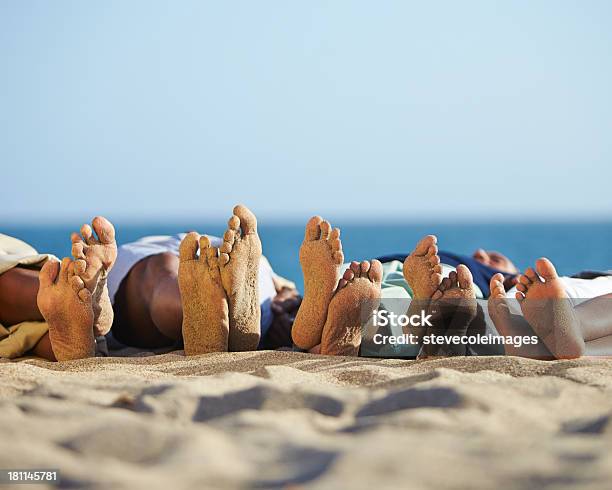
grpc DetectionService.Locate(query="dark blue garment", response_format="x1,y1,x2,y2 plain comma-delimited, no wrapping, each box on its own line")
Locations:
375,251,515,297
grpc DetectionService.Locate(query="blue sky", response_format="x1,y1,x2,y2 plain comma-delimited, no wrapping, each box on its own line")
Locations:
2,1,611,223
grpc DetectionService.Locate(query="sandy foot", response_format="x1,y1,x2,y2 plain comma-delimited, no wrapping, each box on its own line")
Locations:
178,233,230,355
419,265,477,358
320,260,382,356
71,216,117,336
516,258,584,359
488,273,554,359
219,205,262,352
36,258,95,361
292,216,344,350
403,235,443,300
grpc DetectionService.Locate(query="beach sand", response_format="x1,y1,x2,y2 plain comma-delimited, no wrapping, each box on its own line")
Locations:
1,352,612,489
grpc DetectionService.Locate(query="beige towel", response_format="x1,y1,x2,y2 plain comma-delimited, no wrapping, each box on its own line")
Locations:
0,233,58,358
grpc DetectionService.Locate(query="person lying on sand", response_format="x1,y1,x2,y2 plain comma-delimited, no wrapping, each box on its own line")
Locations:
0,207,300,360
390,235,612,359
1,209,610,361
0,219,116,361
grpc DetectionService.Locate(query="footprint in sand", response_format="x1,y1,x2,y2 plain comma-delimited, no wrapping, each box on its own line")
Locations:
37,258,95,361
292,216,344,350
515,258,584,359
320,260,383,357
178,233,229,355
218,205,262,352
70,216,117,336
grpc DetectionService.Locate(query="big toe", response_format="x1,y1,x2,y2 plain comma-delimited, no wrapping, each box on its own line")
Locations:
39,259,60,288
368,259,383,283
179,232,200,261
305,216,323,241
413,235,437,256
92,216,116,244
489,273,505,298
535,257,559,281
456,264,473,290
233,204,257,235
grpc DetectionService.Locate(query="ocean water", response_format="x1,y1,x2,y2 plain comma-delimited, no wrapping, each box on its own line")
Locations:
3,221,611,291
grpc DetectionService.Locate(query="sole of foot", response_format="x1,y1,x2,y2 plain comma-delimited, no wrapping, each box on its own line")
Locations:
71,216,117,336
37,258,95,361
218,205,262,352
403,235,443,300
291,216,344,350
419,265,477,358
178,233,230,355
488,273,554,359
320,259,382,356
516,258,584,359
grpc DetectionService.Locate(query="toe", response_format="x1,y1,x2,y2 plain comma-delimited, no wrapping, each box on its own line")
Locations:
330,228,340,240
427,244,438,257
220,253,230,266
78,288,92,303
428,254,440,266
92,216,116,245
456,264,473,289
71,232,84,244
73,259,87,276
228,215,241,233
69,275,85,294
330,238,342,251
516,291,525,302
490,273,505,297
80,224,95,245
337,278,348,289
59,258,72,283
333,250,344,264
518,274,531,288
233,204,257,235
179,232,200,261
319,220,331,239
432,289,443,300
199,235,212,264
39,260,60,288
516,283,527,293
360,260,370,274
343,268,355,281
413,235,437,256
525,267,539,283
305,216,323,241
220,230,234,254
448,270,458,285
72,242,86,260
368,259,383,283
440,277,451,291
432,264,443,274
431,272,443,288
536,257,559,281
349,261,361,276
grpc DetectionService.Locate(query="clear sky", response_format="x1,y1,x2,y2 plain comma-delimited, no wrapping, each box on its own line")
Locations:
2,1,611,223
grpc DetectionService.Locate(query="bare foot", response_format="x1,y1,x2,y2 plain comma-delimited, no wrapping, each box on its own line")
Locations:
178,233,229,355
291,216,344,350
516,258,584,359
403,235,443,300
420,265,477,358
488,273,553,359
71,216,117,336
37,258,95,361
218,205,262,351
320,260,382,356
